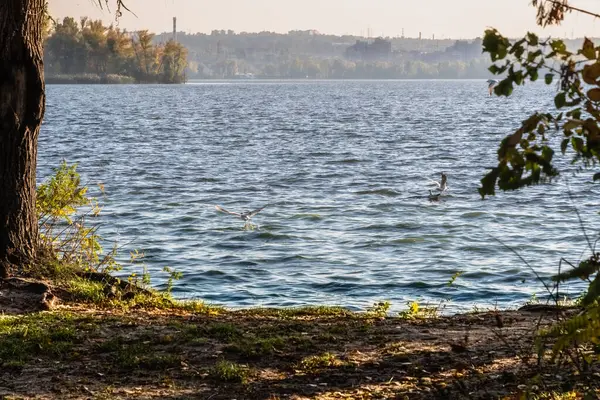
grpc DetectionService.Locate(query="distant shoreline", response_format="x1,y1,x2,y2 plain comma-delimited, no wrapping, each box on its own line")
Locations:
45,76,495,84
45,74,186,85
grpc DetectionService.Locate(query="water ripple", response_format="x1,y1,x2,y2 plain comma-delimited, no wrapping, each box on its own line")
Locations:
39,80,599,313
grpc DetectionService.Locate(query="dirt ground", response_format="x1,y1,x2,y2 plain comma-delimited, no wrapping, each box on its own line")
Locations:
0,281,596,400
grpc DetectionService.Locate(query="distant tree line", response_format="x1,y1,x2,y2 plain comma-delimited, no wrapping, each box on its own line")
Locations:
156,30,494,79
44,17,188,83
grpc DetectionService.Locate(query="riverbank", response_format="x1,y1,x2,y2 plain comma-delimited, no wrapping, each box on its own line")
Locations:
0,277,594,400
45,74,187,84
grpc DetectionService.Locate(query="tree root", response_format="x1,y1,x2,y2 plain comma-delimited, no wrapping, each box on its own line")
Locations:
0,277,58,313
76,271,157,300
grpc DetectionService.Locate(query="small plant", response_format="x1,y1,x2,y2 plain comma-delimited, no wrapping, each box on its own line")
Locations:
366,301,391,318
163,266,183,294
297,352,341,371
447,271,464,287
210,360,251,383
205,323,242,341
399,301,420,319
224,336,285,357
398,300,443,319
36,161,104,274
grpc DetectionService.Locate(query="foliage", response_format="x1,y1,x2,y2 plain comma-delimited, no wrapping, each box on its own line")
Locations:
481,20,600,308
44,17,187,83
36,161,102,269
297,352,343,371
366,301,391,318
35,162,186,307
480,31,600,198
398,300,442,319
210,360,252,383
481,0,600,385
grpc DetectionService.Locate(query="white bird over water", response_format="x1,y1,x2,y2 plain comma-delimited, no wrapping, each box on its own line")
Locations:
487,79,499,96
428,172,448,193
215,205,267,223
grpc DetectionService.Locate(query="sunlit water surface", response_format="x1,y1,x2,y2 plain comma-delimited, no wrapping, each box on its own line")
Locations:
39,80,600,313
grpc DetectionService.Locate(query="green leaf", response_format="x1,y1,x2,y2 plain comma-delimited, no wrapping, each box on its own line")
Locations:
483,29,510,61
528,67,539,82
495,79,513,97
561,139,569,153
572,137,584,152
545,73,553,85
550,39,569,55
555,92,566,109
563,119,582,130
581,37,596,60
526,32,539,46
488,65,499,74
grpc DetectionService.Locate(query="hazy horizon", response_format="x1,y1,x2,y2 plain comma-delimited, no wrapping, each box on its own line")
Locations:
50,0,600,39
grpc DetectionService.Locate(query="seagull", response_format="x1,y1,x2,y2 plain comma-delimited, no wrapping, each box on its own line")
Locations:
215,205,266,223
487,79,499,96
428,172,448,193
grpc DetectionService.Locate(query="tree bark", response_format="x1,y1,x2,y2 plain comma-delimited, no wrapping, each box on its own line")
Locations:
0,0,46,278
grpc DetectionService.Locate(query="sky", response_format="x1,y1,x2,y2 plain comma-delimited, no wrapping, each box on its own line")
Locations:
49,0,600,39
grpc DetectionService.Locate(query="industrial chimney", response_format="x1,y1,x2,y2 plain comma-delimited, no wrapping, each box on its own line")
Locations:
173,17,177,41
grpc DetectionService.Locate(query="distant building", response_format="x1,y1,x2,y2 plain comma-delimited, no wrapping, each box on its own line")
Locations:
345,37,392,60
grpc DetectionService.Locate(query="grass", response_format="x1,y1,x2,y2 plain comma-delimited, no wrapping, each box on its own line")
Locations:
243,305,354,318
0,294,598,399
209,360,252,383
204,322,242,341
297,352,345,372
225,336,287,357
0,313,79,365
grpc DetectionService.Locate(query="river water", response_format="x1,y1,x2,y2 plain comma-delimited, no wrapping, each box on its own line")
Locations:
38,80,599,312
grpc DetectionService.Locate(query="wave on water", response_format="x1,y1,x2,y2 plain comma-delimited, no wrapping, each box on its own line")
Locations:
354,189,400,197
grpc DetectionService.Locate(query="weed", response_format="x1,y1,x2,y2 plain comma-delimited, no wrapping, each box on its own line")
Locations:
225,336,285,357
245,306,352,318
210,360,251,383
66,277,106,303
205,323,242,342
0,313,78,364
163,266,183,294
398,300,443,319
366,301,391,318
297,352,343,371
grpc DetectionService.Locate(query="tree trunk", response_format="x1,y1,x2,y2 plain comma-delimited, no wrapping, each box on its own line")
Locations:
0,0,46,278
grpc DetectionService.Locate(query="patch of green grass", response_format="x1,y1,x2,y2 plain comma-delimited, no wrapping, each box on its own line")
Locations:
244,306,353,318
98,340,180,370
209,360,251,384
66,277,106,303
0,312,79,364
138,353,182,370
297,352,343,372
225,336,286,357
204,323,242,342
172,299,224,314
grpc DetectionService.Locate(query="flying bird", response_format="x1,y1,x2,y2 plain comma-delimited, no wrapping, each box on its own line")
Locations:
215,205,266,222
487,79,499,96
428,172,448,193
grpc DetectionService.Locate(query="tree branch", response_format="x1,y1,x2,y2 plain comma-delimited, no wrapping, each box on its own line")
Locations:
95,0,138,18
534,0,600,26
